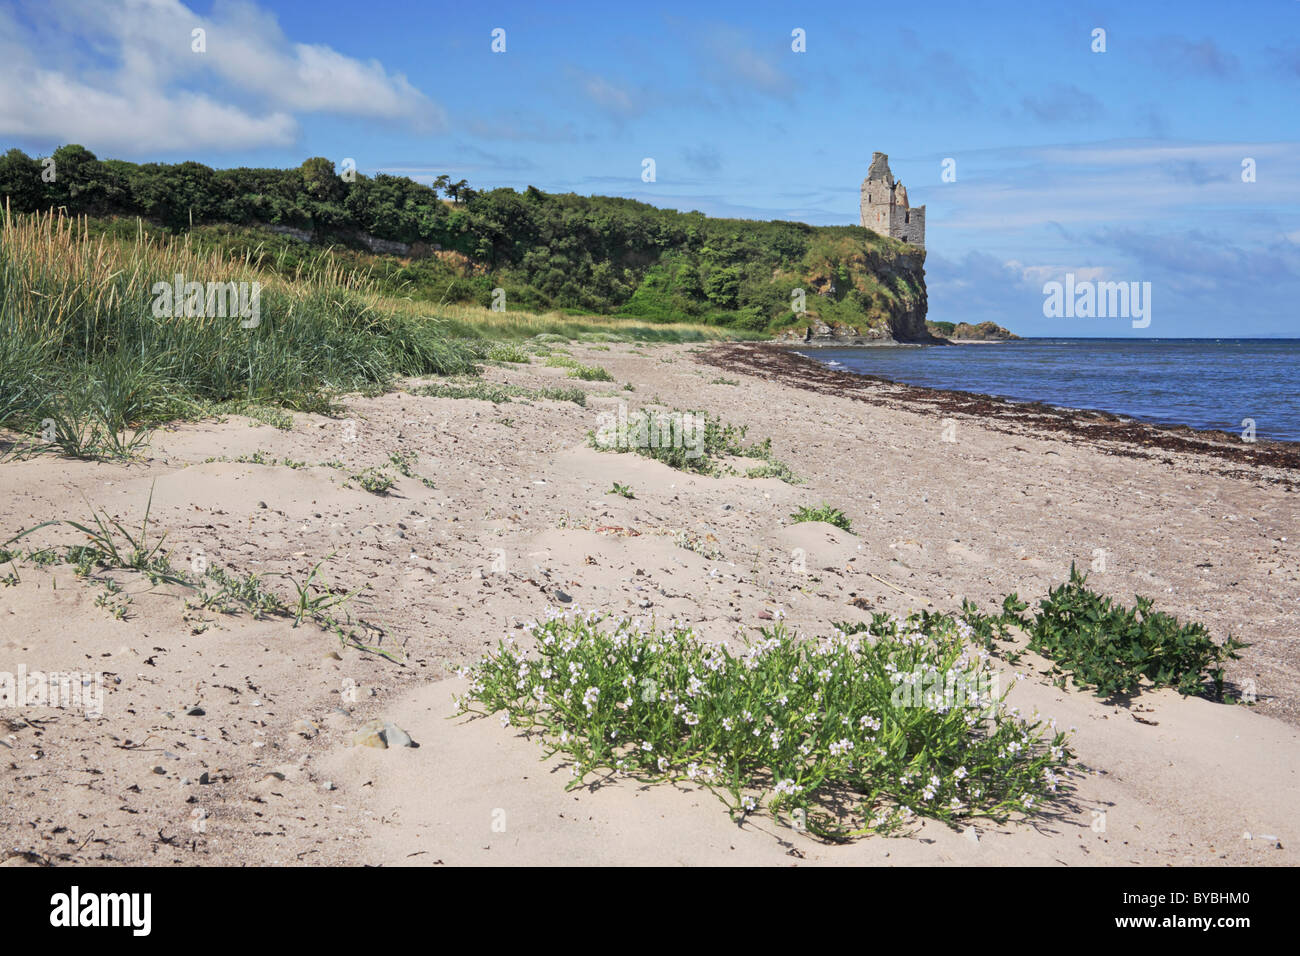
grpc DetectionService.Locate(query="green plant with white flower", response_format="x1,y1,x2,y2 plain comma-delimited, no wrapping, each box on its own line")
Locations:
455,608,1073,839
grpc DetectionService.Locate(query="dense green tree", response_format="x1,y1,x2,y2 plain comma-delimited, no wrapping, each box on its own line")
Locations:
0,148,43,212
0,144,922,332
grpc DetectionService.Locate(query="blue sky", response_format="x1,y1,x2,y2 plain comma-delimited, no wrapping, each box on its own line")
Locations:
2,0,1298,336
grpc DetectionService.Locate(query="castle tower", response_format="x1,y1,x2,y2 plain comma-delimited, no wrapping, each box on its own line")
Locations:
859,151,925,248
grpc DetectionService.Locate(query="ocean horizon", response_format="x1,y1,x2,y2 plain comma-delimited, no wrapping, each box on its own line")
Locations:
799,338,1300,442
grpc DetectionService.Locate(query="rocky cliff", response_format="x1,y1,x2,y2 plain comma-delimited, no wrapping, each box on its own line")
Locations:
775,233,931,344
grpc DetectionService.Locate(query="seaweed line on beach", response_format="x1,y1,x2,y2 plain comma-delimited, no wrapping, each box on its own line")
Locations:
700,343,1300,488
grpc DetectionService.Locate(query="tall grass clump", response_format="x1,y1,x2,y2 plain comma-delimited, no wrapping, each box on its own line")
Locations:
457,610,1072,838
0,207,476,456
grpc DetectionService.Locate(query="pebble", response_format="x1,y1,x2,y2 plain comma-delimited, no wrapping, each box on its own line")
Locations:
382,722,415,748
351,719,416,749
351,719,388,749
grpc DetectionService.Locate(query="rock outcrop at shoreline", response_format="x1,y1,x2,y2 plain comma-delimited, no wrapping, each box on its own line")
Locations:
776,322,935,346
926,320,1020,341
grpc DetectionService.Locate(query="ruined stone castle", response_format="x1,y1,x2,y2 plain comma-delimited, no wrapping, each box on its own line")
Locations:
860,152,925,248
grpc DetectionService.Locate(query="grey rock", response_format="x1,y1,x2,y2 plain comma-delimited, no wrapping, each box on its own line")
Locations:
382,722,415,748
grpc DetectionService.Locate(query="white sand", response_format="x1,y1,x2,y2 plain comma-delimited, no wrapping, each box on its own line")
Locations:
1,342,1295,866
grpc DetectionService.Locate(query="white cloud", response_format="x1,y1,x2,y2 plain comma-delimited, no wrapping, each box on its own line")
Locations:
0,0,443,153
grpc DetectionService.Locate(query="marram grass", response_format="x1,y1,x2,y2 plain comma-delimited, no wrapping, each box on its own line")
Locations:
456,609,1073,839
0,207,476,456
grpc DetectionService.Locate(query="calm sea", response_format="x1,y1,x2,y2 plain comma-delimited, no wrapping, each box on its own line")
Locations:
799,338,1300,442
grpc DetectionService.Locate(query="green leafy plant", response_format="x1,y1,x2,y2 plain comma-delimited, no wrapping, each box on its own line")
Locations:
413,380,586,406
567,363,613,381
282,556,367,628
745,460,800,484
588,408,780,477
790,504,853,532
388,450,419,477
457,610,1071,839
607,482,635,499
961,569,1244,700
1009,565,1246,698
196,565,285,618
349,467,395,495
484,342,531,363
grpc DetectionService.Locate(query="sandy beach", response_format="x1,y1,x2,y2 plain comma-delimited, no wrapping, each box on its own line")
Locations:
2,341,1296,867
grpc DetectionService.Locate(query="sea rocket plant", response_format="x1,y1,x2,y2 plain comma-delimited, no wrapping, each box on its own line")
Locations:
455,608,1072,838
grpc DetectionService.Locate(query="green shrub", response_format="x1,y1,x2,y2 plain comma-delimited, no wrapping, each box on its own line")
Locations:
790,504,853,532
457,611,1072,838
484,342,531,363
567,363,613,381
965,567,1246,699
745,460,801,483
589,408,773,476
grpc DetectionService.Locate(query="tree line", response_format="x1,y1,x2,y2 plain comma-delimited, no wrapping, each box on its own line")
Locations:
0,145,919,330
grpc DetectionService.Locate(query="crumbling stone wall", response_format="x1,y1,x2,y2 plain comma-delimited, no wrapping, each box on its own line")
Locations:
859,151,925,248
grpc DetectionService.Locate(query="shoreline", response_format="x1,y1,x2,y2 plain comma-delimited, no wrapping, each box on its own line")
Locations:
2,339,1296,866
717,342,1300,481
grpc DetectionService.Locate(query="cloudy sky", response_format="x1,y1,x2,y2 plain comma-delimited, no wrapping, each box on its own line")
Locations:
2,0,1297,336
